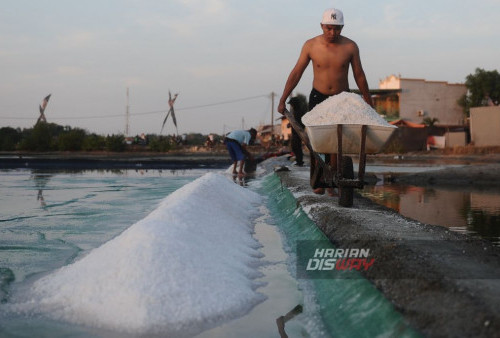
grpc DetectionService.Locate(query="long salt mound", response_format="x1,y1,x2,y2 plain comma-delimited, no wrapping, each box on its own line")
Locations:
302,92,396,128
12,173,265,336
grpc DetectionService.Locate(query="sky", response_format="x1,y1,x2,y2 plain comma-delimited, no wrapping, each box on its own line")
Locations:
1,0,499,136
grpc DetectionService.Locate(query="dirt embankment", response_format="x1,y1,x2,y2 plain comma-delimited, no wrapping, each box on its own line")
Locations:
395,163,500,187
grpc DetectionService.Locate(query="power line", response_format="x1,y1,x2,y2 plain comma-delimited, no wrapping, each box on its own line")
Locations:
0,94,269,121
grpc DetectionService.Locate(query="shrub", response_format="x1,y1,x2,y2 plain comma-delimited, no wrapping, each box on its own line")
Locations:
105,134,126,152
0,127,22,151
57,128,87,151
18,122,56,151
82,134,106,151
148,136,172,152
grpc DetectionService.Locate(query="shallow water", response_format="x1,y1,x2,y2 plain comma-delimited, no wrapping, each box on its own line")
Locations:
354,162,500,245
361,183,500,246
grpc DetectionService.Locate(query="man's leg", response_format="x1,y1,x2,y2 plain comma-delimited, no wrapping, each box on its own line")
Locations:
311,154,338,195
308,88,339,194
326,154,337,196
227,142,239,174
238,160,245,177
291,130,304,165
228,142,246,176
308,88,330,193
310,156,324,194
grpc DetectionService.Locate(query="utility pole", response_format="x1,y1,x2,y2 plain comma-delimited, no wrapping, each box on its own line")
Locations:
270,91,276,135
125,87,130,136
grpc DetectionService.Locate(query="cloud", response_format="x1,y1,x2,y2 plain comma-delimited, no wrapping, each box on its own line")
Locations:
57,66,87,76
383,3,404,22
123,77,148,87
57,31,95,49
184,64,237,78
134,0,232,36
177,0,227,15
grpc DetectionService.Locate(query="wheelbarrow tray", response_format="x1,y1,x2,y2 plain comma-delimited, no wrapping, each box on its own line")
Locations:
306,124,396,154
282,108,396,207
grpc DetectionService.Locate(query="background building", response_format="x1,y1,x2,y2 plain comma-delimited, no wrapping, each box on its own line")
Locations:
470,106,500,146
376,75,467,126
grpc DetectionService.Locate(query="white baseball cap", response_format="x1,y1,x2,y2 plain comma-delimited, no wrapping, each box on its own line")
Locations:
321,8,344,25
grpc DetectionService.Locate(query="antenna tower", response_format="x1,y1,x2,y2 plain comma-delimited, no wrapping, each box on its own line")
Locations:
125,88,130,136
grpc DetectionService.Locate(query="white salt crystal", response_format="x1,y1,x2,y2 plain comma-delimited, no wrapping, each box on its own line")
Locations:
8,173,266,336
302,92,395,128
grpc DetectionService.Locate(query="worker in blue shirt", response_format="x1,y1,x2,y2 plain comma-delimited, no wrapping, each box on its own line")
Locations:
225,128,257,177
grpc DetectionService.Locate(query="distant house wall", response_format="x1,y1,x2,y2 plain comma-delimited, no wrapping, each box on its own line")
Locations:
399,79,466,125
379,75,400,89
470,106,500,146
445,132,467,147
379,75,467,126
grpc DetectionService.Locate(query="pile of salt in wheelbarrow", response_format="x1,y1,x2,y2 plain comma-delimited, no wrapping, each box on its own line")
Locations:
284,92,397,207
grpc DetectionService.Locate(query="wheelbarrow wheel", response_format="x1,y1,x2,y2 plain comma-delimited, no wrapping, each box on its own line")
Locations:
339,156,354,207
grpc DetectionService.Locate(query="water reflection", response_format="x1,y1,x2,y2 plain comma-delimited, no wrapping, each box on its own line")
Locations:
31,172,52,209
361,184,500,245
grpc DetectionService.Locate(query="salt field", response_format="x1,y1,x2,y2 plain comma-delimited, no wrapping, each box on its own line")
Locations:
0,168,417,337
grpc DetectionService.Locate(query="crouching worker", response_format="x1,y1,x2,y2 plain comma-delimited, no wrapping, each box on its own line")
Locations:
225,128,257,177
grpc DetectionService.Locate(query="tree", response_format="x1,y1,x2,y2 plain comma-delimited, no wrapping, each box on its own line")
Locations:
82,133,106,151
422,117,439,127
18,122,61,151
148,135,172,152
105,134,126,152
459,68,500,117
57,128,87,151
184,133,205,145
0,127,22,150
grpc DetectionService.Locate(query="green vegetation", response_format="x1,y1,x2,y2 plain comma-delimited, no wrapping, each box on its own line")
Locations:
422,117,439,127
57,128,87,151
0,122,221,152
459,68,500,117
0,127,22,151
82,134,106,151
104,134,126,152
148,136,171,152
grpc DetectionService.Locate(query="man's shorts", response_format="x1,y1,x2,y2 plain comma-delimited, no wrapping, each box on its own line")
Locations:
226,140,245,161
309,87,332,110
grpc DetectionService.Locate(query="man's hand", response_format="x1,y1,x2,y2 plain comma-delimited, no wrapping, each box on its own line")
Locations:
277,100,286,114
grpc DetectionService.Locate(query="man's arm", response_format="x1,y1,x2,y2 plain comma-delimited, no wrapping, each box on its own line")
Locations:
240,143,253,160
350,43,374,107
278,42,312,113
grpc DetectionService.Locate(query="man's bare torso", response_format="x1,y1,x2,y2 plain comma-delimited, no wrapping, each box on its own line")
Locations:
306,35,355,95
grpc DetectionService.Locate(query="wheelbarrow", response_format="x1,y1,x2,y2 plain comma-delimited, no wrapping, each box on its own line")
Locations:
282,108,395,207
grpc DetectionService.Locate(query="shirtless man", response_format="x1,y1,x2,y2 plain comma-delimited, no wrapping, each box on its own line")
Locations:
277,8,373,194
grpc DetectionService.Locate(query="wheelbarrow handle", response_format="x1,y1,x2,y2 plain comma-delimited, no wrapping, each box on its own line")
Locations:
282,108,336,181
281,108,313,153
